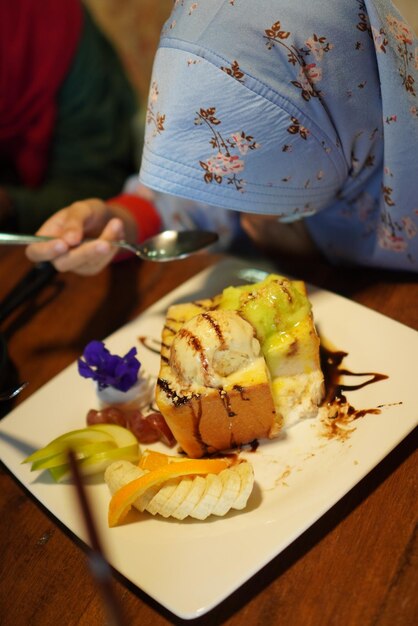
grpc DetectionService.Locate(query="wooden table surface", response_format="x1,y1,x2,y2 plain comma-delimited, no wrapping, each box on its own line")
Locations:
0,246,417,626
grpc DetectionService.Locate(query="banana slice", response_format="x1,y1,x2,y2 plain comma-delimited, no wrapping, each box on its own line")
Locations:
212,466,241,516
104,460,157,512
104,460,144,492
146,479,179,516
232,461,254,510
172,475,207,520
191,473,223,520
157,476,195,519
135,483,160,512
104,460,156,513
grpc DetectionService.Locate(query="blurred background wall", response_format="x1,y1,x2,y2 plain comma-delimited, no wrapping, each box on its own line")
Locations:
84,0,172,103
395,0,418,32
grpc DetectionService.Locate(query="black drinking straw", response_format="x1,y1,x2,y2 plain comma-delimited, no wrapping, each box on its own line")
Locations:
67,449,127,626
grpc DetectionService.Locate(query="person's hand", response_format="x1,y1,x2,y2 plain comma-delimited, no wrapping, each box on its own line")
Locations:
25,198,131,275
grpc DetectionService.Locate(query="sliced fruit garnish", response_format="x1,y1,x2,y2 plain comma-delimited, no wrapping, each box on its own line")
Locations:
138,449,187,471
78,443,139,476
105,458,255,523
108,457,232,527
23,429,114,465
22,424,140,482
88,423,139,448
30,441,117,471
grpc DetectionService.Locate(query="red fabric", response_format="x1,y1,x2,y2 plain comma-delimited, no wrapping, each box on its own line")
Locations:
109,193,162,242
0,0,83,187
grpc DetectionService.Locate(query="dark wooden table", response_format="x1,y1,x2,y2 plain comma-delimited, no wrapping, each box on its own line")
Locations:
0,246,417,626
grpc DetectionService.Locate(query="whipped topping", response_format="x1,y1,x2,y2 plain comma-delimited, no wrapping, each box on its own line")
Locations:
97,370,155,411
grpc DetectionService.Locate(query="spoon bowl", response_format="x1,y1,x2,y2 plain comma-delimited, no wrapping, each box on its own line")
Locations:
0,229,219,262
118,229,219,261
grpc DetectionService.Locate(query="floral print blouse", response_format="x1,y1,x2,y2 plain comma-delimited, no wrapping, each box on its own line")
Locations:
139,0,418,272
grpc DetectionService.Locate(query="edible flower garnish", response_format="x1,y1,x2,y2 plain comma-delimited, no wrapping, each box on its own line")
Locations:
78,341,140,392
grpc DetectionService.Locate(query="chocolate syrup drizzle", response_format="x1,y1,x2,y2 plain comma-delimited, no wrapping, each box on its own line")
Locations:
138,336,161,355
320,345,388,421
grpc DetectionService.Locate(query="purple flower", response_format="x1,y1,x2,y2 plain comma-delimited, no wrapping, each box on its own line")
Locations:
78,340,141,392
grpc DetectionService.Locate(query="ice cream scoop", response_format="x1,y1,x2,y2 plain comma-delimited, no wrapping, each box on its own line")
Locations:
169,310,261,389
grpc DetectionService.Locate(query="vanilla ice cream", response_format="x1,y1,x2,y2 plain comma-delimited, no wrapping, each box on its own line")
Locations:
169,310,261,390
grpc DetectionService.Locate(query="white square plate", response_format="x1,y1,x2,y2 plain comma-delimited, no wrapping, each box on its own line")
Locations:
0,258,417,619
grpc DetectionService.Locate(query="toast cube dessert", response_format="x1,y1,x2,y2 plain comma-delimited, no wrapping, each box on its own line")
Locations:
156,274,324,458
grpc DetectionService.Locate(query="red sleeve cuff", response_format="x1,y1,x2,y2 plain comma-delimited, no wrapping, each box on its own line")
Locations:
108,193,162,243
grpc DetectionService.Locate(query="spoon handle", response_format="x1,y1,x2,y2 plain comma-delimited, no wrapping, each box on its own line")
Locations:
0,233,54,245
0,381,28,402
0,232,121,248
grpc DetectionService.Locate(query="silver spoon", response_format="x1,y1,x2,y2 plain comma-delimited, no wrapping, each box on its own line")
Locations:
0,229,219,262
0,381,28,402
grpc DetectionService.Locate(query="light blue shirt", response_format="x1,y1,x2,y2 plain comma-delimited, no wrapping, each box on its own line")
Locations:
139,0,418,272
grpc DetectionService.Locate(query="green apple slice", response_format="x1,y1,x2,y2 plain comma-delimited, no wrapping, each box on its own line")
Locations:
23,423,141,482
76,424,140,477
48,443,139,482
48,463,74,482
30,441,117,471
77,443,140,477
23,428,114,465
87,423,138,448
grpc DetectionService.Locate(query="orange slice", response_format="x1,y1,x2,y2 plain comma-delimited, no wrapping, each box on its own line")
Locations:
139,450,174,471
108,457,231,527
